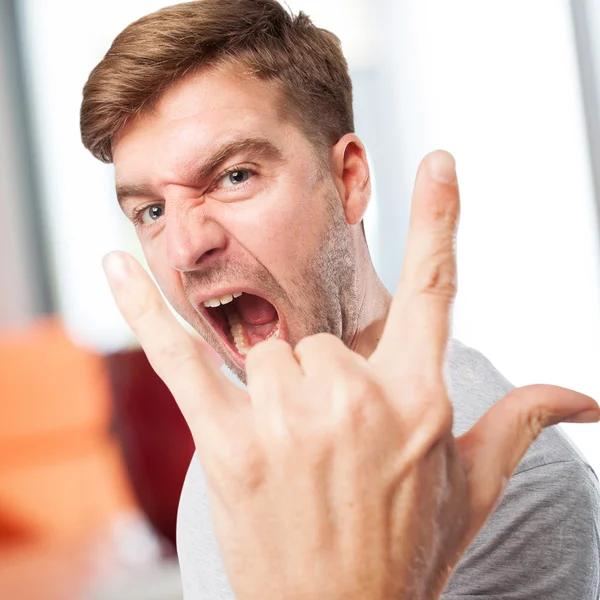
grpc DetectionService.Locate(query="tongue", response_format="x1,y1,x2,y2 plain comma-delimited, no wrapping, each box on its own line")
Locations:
234,293,277,325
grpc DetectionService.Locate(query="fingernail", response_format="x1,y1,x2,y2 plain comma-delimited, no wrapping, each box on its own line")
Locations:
428,151,457,184
102,251,131,284
564,408,600,423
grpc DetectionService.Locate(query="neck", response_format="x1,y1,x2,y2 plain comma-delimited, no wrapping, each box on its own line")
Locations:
346,240,393,359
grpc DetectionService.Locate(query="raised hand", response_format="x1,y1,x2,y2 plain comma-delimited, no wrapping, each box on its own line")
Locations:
103,150,599,600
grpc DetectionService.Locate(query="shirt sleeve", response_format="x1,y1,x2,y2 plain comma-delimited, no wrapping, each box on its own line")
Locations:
441,460,600,600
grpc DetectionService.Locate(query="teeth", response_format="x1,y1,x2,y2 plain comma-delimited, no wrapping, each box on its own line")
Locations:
265,322,280,341
229,320,250,356
203,292,242,308
224,306,280,357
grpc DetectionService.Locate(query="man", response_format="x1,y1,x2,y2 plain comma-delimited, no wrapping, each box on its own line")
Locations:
81,1,600,598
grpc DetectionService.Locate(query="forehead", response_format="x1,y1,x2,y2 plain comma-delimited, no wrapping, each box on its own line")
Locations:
112,68,289,178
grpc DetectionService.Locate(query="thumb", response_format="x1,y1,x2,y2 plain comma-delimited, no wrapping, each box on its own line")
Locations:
456,384,599,527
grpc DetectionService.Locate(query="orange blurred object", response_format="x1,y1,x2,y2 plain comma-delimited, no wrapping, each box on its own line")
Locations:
0,318,134,545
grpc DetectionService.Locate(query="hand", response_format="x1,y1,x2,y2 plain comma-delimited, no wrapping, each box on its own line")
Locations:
103,150,599,600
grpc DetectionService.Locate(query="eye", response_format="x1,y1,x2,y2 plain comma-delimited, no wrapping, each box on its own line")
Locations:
220,169,252,189
137,204,164,225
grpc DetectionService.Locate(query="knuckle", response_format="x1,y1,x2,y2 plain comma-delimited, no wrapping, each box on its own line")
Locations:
424,195,448,223
156,339,197,368
404,376,453,435
294,332,344,356
524,406,547,441
259,404,316,460
418,251,457,299
129,299,157,331
508,388,549,442
333,372,384,431
423,183,460,224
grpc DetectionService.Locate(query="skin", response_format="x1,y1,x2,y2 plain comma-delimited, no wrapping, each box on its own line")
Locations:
113,66,389,381
104,153,599,599
107,66,600,598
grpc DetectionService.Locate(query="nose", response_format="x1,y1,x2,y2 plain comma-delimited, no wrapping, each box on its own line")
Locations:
165,204,227,272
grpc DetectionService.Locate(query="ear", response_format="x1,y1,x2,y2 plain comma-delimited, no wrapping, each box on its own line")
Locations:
330,134,371,225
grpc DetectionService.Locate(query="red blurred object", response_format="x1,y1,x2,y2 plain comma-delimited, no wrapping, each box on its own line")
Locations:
105,347,195,551
0,318,134,546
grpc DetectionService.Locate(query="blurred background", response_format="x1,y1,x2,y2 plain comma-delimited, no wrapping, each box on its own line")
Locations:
1,0,599,598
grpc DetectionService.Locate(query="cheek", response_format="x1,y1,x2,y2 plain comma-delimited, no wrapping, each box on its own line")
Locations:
226,185,326,277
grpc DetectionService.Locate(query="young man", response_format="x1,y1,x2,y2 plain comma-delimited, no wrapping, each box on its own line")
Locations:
82,1,600,597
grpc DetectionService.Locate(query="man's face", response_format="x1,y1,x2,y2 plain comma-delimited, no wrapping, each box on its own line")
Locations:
113,67,359,381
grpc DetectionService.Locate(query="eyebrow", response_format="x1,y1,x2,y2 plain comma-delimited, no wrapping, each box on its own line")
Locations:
115,137,284,207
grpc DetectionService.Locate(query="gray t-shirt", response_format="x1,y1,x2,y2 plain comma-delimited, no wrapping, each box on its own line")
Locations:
176,339,600,599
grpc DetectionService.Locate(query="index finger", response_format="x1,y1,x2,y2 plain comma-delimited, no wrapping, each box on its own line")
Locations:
372,150,460,380
103,251,241,433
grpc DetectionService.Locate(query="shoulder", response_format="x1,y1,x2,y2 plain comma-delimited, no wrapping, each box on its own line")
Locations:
445,338,515,436
444,459,600,598
446,338,589,469
443,339,600,598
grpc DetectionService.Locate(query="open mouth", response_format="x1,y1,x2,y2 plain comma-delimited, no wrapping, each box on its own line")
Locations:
200,291,281,362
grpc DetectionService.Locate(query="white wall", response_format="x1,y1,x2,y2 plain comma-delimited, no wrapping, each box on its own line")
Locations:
15,0,174,351
375,0,600,469
0,5,42,327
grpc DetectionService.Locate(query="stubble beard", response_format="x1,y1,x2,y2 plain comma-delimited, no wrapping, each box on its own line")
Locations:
178,190,359,385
